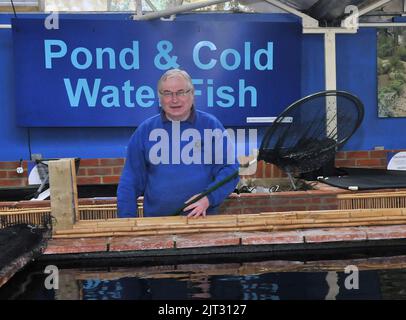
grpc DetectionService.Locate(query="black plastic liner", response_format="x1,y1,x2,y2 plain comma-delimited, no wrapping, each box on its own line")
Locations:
318,167,406,190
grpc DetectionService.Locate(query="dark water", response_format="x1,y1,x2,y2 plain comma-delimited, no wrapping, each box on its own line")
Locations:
2,258,406,300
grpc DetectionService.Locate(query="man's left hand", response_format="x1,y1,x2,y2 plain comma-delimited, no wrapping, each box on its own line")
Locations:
183,194,210,218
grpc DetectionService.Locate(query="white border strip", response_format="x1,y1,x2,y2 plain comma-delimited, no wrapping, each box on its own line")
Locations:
246,117,293,124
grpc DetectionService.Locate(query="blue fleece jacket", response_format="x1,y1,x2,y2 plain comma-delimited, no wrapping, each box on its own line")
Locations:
117,109,239,217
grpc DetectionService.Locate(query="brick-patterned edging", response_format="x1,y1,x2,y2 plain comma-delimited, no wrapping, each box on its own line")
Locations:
43,225,406,255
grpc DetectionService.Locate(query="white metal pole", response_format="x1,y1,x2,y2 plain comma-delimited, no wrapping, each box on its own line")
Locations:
132,0,230,20
324,30,338,140
357,0,392,17
325,30,337,91
135,0,143,17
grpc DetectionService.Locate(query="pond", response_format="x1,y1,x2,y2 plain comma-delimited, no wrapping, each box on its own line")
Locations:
1,253,406,300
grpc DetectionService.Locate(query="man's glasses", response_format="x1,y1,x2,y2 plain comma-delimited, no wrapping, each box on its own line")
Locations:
159,89,192,98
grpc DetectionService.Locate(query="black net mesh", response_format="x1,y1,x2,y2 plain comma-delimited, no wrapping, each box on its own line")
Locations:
258,90,364,175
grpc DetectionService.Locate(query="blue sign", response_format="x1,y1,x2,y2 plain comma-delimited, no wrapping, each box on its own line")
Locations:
12,18,301,127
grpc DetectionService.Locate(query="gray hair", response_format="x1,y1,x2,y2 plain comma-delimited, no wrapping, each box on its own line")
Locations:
157,68,194,95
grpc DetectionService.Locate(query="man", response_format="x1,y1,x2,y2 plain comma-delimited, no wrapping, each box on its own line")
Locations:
117,69,239,218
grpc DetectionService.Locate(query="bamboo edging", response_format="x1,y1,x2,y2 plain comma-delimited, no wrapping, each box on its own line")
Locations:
0,204,119,228
338,191,406,210
53,208,406,239
3,191,406,239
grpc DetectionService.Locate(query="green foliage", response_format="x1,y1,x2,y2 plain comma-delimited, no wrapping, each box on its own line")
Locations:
388,56,404,71
395,46,406,62
377,29,406,117
378,89,397,117
389,79,405,95
389,71,406,82
378,33,394,58
378,58,390,75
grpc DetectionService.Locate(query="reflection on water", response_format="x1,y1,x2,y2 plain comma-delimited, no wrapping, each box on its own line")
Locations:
76,271,382,300
80,274,283,300
3,256,406,300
